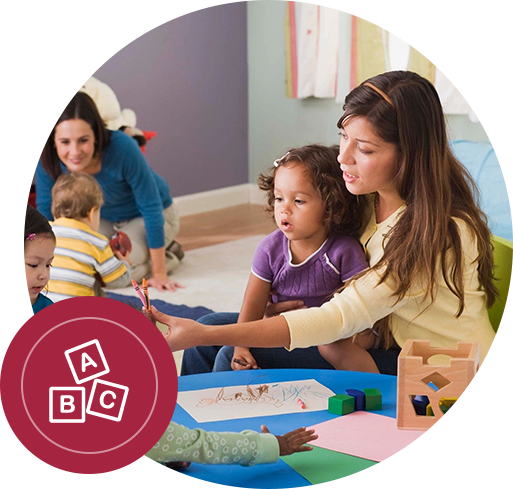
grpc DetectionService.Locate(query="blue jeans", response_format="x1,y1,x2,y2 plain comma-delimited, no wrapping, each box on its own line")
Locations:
180,313,400,376
180,312,335,375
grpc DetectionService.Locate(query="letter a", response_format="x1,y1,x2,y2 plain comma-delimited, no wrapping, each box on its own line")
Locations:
82,352,98,372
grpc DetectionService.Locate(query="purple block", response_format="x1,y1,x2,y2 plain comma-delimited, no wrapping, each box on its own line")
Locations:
345,389,365,411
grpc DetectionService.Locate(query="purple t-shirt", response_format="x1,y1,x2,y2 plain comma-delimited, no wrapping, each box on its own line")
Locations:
251,229,369,308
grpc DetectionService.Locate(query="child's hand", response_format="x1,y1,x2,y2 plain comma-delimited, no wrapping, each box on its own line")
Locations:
231,347,259,370
113,249,133,266
164,461,191,471
261,425,317,456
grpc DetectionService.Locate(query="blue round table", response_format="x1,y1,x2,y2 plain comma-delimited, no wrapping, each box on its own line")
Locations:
171,369,397,488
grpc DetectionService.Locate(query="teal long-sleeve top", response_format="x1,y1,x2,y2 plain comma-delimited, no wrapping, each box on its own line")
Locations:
35,130,172,249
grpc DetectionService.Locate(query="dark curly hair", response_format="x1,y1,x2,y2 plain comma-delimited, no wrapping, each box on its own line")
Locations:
258,144,363,237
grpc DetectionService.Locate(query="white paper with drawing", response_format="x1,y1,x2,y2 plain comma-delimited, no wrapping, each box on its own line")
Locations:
177,379,335,423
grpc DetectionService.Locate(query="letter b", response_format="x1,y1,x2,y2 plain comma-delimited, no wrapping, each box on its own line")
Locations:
49,387,85,423
60,395,75,413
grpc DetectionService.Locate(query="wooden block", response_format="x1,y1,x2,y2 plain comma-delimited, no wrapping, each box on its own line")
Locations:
363,388,382,411
328,394,355,416
345,389,365,411
396,340,480,430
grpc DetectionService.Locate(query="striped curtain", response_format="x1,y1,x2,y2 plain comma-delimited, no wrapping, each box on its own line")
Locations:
285,0,389,102
408,0,439,83
409,0,513,123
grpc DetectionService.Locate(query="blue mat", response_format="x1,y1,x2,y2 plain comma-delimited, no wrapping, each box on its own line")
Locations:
105,291,215,320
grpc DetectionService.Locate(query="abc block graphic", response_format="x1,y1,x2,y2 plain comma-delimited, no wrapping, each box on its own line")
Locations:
49,387,86,423
86,379,129,422
1,297,178,474
64,339,110,384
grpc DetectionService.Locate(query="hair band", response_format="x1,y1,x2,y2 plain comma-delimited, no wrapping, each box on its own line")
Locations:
26,233,36,241
363,82,394,108
273,151,290,167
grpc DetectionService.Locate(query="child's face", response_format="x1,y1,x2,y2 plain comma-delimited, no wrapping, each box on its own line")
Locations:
338,116,401,198
273,163,326,243
25,237,55,304
54,119,99,175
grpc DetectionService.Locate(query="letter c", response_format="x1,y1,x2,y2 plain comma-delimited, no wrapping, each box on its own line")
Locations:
100,390,116,409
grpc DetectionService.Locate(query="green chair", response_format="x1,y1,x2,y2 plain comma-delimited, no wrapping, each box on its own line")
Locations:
489,236,513,414
488,236,513,489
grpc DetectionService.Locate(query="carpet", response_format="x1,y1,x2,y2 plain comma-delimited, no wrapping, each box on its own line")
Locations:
107,235,266,373
109,234,265,313
105,292,214,320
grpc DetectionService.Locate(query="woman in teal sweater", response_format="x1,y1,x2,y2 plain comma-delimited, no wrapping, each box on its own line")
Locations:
36,91,183,291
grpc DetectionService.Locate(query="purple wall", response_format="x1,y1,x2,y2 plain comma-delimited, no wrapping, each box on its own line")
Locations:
93,3,248,197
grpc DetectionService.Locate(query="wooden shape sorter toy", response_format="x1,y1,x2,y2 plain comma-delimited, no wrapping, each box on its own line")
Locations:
396,339,480,430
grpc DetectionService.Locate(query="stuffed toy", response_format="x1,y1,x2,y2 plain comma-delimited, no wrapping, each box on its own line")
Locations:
80,76,147,147
109,231,132,256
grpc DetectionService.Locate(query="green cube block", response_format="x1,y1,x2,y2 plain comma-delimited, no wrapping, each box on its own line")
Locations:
363,388,382,411
328,394,355,415
440,404,450,414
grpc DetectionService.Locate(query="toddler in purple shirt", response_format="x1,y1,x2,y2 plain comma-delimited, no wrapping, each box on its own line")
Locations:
232,145,370,371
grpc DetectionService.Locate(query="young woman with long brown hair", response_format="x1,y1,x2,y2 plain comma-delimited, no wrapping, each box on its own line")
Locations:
154,70,498,375
36,91,184,292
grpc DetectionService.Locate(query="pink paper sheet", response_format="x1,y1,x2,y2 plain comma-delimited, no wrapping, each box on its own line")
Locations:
308,411,424,462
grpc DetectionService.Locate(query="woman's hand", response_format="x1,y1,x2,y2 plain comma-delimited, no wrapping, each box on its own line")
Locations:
231,347,259,370
142,306,156,325
151,306,205,351
148,247,185,292
147,273,185,292
261,425,317,456
264,294,307,318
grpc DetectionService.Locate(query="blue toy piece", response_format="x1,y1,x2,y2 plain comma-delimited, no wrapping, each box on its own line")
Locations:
412,395,430,416
345,389,365,411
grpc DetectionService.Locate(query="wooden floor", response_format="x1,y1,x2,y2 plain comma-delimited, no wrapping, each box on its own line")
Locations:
176,204,277,251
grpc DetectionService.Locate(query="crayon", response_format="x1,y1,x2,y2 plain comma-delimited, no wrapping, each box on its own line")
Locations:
142,278,153,320
142,277,150,309
297,398,306,409
233,358,248,367
131,280,146,307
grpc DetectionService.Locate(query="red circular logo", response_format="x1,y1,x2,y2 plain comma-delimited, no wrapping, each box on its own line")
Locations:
20,297,178,468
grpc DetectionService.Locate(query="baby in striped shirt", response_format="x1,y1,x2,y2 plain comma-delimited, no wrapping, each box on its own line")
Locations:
47,172,131,302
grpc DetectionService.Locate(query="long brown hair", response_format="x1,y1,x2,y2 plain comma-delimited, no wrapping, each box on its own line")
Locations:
40,91,111,180
339,71,497,341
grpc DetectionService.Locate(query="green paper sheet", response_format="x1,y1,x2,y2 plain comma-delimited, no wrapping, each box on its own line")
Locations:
281,446,377,485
